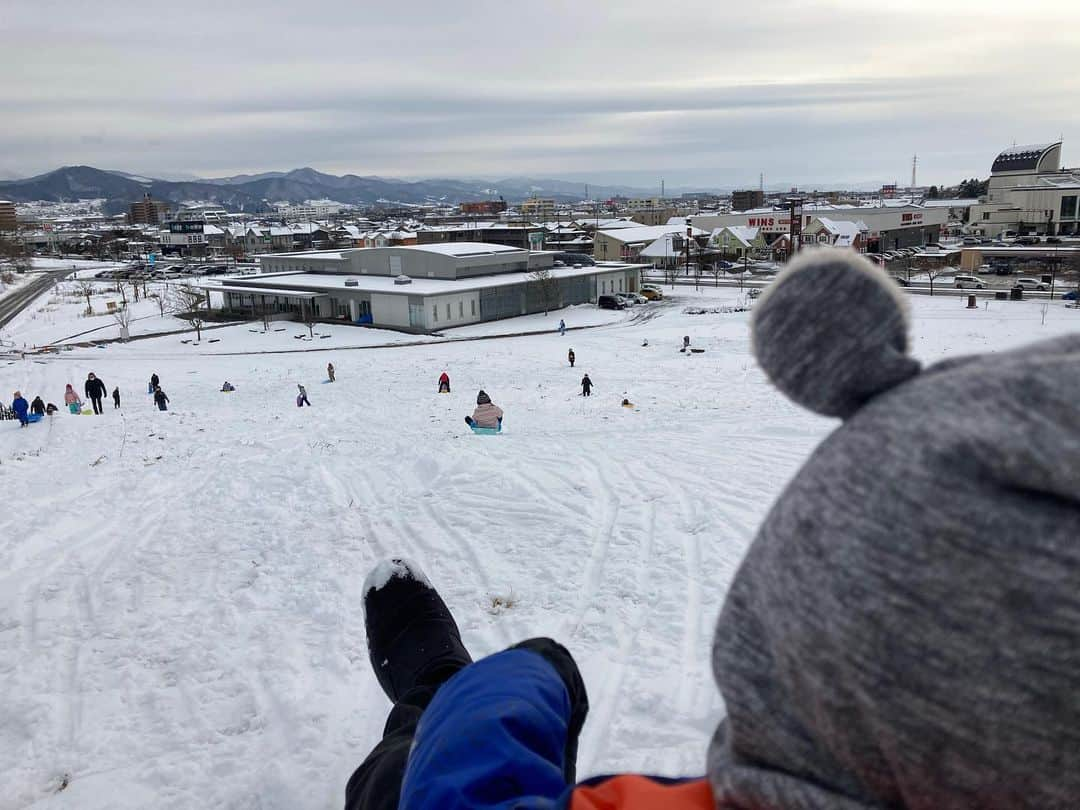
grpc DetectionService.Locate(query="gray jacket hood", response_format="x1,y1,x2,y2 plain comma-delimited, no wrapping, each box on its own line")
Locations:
709,249,1080,809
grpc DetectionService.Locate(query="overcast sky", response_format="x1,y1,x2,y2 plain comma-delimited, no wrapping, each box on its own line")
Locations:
3,0,1078,188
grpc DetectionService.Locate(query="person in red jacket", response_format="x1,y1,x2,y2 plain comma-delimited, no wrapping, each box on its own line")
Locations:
438,371,450,393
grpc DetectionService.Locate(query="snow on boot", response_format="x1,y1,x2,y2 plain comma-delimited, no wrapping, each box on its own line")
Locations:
363,558,472,703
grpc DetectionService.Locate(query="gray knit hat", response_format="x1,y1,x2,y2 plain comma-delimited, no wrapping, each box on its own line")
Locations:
709,248,1080,809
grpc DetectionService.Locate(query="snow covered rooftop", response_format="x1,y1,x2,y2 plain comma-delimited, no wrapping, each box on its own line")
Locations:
921,199,980,208
387,242,526,257
992,142,1060,173
203,261,643,298
598,224,707,244
706,226,761,248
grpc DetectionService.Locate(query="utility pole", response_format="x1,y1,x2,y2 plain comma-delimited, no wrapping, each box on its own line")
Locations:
787,197,803,259
686,225,692,285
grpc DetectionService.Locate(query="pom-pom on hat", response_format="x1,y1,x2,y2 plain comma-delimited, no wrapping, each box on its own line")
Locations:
751,248,921,418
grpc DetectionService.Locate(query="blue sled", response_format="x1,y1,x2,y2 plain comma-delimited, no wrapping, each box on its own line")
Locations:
27,413,43,423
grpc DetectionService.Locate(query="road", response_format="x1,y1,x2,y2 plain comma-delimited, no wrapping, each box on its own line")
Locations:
0,269,72,329
643,274,1079,301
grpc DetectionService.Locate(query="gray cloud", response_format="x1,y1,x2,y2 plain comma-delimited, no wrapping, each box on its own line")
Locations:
2,0,1077,187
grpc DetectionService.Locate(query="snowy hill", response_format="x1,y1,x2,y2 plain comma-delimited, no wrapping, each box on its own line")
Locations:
1,273,1078,808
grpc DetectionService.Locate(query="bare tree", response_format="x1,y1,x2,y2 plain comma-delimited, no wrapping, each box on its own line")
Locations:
112,303,134,341
0,235,31,273
253,298,272,331
663,261,679,288
528,267,561,315
151,291,168,318
75,279,96,314
923,261,943,296
169,284,207,341
299,299,318,338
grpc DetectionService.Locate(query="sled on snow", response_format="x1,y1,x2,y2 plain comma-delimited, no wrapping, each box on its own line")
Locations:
470,424,502,435
27,413,43,423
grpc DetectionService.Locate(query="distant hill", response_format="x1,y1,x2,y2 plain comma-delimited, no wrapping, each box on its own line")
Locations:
0,165,666,214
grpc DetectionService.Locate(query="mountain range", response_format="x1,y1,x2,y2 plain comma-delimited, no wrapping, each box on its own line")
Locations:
0,166,679,215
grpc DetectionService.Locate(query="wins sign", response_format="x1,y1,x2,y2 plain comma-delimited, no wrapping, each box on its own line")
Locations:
746,217,789,230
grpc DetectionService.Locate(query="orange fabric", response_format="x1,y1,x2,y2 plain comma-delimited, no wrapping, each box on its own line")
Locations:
570,775,713,810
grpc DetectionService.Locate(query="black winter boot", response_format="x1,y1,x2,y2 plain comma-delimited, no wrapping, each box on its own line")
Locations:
363,559,472,703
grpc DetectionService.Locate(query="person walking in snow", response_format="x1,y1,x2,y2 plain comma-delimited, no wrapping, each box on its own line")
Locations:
112,387,121,409
30,396,45,417
567,348,575,368
64,384,82,414
344,250,1080,810
580,374,593,397
438,371,451,394
84,372,107,415
558,318,566,336
12,391,30,427
464,390,503,429
45,403,58,416
297,383,311,407
328,363,336,383
153,385,169,411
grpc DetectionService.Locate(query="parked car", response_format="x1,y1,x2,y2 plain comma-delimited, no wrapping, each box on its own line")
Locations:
1045,237,1062,244
556,252,596,266
1016,236,1041,246
615,292,644,306
1062,289,1077,301
1013,277,1049,290
953,274,986,289
640,284,664,299
598,295,627,310
962,236,979,245
639,287,661,300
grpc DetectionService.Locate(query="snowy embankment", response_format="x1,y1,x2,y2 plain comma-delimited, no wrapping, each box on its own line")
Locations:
1,285,1077,809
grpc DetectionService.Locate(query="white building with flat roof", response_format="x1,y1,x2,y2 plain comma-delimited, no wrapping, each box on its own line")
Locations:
200,242,645,332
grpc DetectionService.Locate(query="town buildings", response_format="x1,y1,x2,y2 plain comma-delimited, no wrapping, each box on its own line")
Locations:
519,198,557,220
688,202,945,253
460,200,508,215
128,194,171,225
967,142,1080,237
592,224,708,262
0,200,16,233
730,189,765,211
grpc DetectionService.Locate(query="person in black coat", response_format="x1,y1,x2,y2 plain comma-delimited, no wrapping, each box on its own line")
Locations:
149,373,159,394
568,349,576,368
153,386,169,411
581,374,593,397
112,387,121,409
85,373,107,415
30,396,46,416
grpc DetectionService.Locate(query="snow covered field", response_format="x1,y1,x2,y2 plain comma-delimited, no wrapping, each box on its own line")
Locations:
1,278,1078,809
